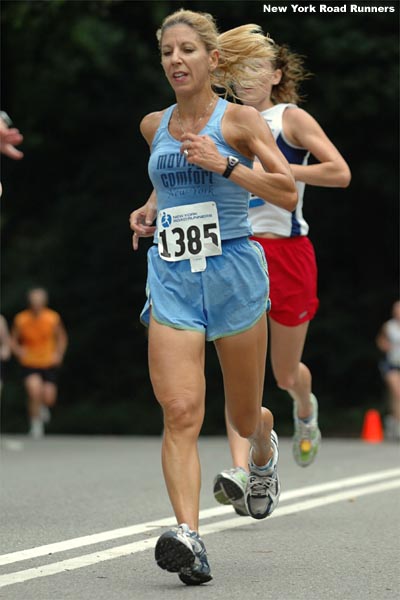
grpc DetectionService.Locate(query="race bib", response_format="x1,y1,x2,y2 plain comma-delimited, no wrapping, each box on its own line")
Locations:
158,202,222,272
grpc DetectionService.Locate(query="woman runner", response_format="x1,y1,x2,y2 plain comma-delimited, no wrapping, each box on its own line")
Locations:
213,26,351,516
133,10,296,585
376,300,400,441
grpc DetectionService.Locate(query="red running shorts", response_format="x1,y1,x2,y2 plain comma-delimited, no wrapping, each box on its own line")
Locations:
252,235,319,327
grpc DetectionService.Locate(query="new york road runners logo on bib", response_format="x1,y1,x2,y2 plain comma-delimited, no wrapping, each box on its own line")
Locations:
158,201,222,273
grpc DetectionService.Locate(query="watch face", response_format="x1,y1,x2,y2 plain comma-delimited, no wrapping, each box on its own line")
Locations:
228,156,238,167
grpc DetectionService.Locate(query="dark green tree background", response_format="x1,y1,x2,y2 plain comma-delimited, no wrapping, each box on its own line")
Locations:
1,0,398,435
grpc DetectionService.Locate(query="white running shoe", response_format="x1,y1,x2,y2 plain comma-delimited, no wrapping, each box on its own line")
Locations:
29,418,44,439
40,405,51,424
213,467,249,516
384,415,400,442
245,430,281,520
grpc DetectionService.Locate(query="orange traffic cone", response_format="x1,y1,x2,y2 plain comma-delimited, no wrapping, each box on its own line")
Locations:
361,409,384,443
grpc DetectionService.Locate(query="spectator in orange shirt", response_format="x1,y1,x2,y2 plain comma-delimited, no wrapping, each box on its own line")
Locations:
11,288,68,438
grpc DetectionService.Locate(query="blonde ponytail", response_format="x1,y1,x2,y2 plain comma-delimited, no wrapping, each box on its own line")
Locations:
215,25,277,96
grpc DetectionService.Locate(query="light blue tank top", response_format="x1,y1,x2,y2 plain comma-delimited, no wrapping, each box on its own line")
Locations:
148,98,253,241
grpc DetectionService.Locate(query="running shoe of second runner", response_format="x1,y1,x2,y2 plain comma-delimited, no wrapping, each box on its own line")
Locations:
384,415,400,442
292,393,322,467
245,429,281,520
213,467,249,516
155,523,212,586
29,418,44,439
40,405,51,424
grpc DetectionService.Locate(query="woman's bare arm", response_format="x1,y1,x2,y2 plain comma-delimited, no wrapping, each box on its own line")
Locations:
283,108,351,188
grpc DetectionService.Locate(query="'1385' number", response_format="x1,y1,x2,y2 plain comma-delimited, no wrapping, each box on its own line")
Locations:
160,223,218,258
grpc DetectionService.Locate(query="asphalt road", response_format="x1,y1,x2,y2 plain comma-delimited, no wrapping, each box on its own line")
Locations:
1,435,399,600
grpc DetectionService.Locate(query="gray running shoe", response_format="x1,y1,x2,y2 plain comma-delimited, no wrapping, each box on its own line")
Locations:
213,467,249,516
155,523,212,586
245,430,281,520
293,394,322,467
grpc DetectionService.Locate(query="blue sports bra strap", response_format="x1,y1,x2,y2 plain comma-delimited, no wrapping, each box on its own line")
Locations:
159,104,176,129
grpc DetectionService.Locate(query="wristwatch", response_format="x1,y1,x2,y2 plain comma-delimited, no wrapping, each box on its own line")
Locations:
222,155,240,178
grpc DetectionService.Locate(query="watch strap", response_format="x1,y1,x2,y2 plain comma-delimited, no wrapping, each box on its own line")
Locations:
222,156,240,179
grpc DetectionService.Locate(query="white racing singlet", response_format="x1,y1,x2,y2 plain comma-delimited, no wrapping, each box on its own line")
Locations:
249,103,310,237
386,319,400,367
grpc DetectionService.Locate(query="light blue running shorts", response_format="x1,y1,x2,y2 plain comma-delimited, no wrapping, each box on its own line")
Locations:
140,237,270,341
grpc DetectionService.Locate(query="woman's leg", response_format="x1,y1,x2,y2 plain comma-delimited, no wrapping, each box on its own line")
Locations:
149,316,206,532
224,404,250,470
223,318,311,469
385,370,400,421
215,315,272,468
213,316,266,510
269,317,321,466
221,317,315,478
269,318,312,416
215,315,280,519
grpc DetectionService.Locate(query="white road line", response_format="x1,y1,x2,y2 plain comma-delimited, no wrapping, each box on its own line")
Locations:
1,478,399,589
1,467,399,567
202,478,400,534
278,467,400,500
